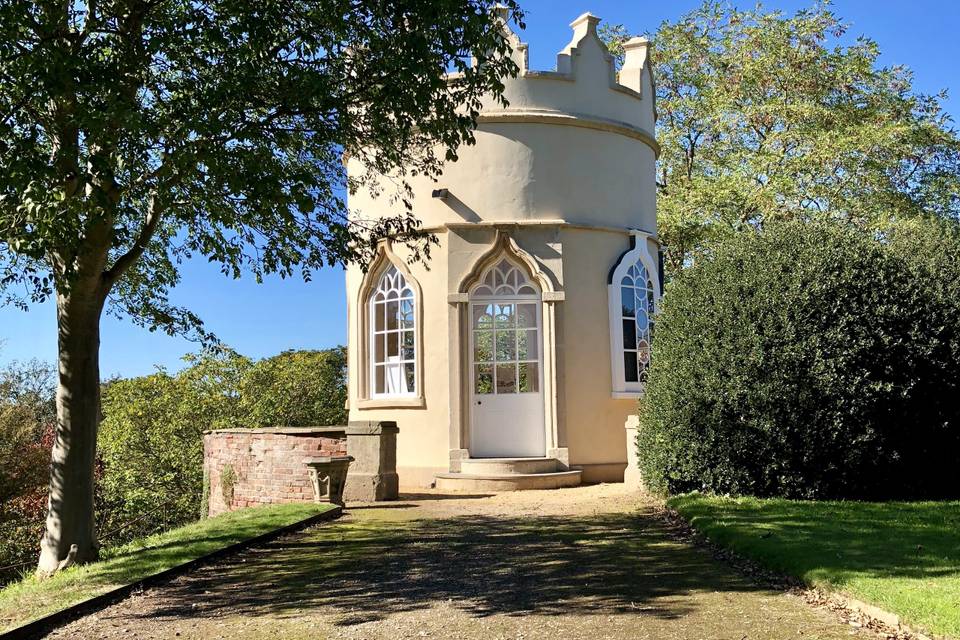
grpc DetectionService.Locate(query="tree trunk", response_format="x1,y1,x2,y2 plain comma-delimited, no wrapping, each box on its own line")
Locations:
37,280,107,574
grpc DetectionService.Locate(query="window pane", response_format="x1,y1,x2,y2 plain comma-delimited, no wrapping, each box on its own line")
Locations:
374,364,385,393
400,299,414,329
495,330,516,362
373,302,385,332
473,304,494,329
404,363,416,393
494,303,514,328
622,319,636,350
621,287,636,317
496,364,516,394
519,362,539,393
636,307,648,330
384,362,403,394
517,329,538,360
387,331,399,358
624,352,639,383
374,333,385,363
386,300,399,331
475,364,493,394
517,304,537,328
638,340,650,364
402,330,415,361
474,330,493,362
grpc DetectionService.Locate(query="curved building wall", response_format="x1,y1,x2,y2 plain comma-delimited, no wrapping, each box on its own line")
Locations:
345,12,659,486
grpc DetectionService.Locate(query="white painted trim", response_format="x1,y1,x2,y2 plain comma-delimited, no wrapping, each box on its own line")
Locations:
608,231,661,395
467,260,547,458
354,242,426,406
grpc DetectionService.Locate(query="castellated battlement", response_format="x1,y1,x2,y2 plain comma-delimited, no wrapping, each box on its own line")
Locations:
349,10,659,231
470,10,657,155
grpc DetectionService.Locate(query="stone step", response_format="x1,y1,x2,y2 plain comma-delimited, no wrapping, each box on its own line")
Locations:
460,457,561,475
434,469,582,492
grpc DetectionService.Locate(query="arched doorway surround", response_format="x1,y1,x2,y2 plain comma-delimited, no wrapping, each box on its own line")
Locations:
448,230,566,466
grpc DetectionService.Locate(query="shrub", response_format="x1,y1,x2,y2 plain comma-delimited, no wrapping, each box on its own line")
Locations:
638,219,960,500
238,348,347,427
0,360,56,582
97,346,348,545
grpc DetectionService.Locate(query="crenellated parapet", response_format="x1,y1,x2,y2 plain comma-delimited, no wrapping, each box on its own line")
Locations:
473,12,657,156
349,10,659,232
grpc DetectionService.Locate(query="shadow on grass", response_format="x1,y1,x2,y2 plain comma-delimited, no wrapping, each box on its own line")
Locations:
132,508,774,624
0,503,331,632
669,495,960,584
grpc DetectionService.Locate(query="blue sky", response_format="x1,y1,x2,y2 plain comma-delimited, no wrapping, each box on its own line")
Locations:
2,0,958,378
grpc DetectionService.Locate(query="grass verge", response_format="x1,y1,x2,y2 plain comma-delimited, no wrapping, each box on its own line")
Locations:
669,493,960,639
0,503,336,633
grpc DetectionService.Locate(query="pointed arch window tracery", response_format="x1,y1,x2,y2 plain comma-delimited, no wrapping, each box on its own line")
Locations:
608,232,661,395
369,265,417,397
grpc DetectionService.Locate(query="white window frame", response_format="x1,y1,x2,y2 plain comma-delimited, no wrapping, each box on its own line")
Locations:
608,230,661,398
368,265,418,399
468,257,544,398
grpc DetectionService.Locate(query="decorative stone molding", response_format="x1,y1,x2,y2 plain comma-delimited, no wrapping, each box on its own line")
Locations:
354,241,425,407
456,228,560,295
305,456,354,506
476,109,659,157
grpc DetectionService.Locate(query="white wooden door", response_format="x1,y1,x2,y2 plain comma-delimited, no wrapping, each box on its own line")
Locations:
468,259,545,458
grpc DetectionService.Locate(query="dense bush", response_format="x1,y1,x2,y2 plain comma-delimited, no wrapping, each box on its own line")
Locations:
97,347,348,545
0,360,56,582
638,219,960,500
238,348,347,428
97,350,250,543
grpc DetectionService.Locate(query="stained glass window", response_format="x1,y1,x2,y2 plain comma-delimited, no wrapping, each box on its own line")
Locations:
620,261,655,384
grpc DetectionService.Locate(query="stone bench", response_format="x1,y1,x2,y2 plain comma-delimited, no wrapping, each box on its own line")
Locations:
305,456,354,506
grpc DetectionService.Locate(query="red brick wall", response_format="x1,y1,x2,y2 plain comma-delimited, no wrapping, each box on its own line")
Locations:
203,428,347,517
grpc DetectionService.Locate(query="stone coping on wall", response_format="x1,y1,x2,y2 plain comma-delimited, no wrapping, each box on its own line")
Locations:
203,426,347,435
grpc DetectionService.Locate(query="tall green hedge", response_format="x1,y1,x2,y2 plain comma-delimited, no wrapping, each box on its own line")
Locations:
638,219,960,500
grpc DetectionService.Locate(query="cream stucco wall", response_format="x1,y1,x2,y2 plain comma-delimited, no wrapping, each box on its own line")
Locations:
345,12,658,487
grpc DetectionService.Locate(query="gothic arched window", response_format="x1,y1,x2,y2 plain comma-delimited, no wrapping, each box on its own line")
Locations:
369,265,417,397
608,233,660,395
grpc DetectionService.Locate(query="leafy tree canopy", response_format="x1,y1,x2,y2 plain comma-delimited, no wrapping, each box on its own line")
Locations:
603,2,960,273
0,0,524,571
0,0,523,336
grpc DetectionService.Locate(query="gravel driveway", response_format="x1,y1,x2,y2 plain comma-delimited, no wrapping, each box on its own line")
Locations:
49,484,872,640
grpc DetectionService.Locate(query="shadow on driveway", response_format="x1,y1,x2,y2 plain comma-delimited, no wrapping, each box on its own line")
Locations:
134,505,770,625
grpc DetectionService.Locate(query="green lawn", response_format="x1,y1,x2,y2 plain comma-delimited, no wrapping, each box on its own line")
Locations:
669,493,960,639
0,503,337,633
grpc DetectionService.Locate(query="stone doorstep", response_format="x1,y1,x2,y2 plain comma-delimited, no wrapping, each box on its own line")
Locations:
435,469,583,492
